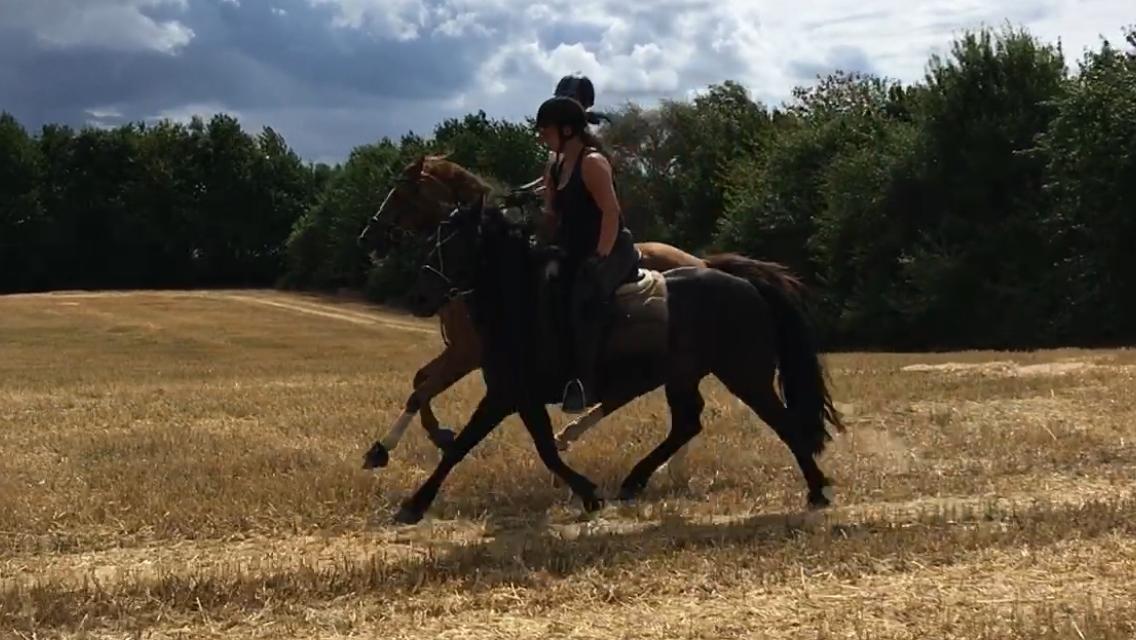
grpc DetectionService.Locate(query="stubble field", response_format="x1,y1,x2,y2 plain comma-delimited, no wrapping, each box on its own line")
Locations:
1,289,1134,639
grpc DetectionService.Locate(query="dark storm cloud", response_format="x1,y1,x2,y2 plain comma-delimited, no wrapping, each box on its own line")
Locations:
0,0,493,156
1,0,1126,162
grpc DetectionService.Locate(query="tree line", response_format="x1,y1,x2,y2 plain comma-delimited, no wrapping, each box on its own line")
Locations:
2,25,1133,350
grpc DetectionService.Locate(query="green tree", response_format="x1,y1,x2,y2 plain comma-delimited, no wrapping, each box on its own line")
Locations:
896,25,1067,347
0,113,46,291
1037,28,1136,342
716,72,909,285
602,81,770,248
283,140,403,291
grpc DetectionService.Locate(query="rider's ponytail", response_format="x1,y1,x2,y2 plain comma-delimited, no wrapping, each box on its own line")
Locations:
579,127,612,163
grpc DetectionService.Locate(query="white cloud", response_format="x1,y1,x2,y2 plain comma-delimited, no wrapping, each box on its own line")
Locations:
84,106,124,129
2,0,194,54
84,107,124,119
5,0,1129,162
148,101,245,125
304,0,1131,116
306,0,429,40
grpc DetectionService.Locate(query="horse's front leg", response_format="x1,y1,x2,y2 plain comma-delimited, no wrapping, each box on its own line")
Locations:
395,393,513,524
519,402,604,513
411,343,480,449
362,343,479,470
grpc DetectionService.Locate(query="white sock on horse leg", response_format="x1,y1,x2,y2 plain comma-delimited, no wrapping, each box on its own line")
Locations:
380,411,415,451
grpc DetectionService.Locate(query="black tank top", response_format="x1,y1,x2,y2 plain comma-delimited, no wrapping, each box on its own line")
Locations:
551,147,625,261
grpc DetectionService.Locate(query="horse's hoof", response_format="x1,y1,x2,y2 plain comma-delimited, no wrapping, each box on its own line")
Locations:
617,483,644,502
555,439,570,452
394,505,424,525
431,428,456,450
582,495,605,513
361,442,390,470
807,485,835,510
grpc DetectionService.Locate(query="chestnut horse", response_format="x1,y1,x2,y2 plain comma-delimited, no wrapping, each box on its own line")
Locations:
356,155,781,474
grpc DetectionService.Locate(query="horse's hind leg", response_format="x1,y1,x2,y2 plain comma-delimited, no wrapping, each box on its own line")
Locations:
554,405,605,452
718,370,834,509
555,392,694,479
554,375,647,451
617,379,705,501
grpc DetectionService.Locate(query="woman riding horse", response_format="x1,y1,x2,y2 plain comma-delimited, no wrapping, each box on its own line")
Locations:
535,92,638,414
554,73,612,125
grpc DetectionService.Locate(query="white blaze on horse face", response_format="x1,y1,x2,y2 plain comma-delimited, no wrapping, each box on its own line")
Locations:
380,411,415,451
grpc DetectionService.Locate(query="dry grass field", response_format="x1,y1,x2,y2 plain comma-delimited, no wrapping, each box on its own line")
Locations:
1,289,1135,639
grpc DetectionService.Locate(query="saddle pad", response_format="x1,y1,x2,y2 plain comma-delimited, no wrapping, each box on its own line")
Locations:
616,269,667,321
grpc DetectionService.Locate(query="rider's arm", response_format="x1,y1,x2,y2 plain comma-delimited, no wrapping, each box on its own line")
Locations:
539,152,557,241
581,152,620,257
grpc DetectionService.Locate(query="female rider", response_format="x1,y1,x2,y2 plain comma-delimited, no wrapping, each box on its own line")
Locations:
553,73,611,126
535,93,638,414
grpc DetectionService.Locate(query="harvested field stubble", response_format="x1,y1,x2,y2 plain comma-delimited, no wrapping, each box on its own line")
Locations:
1,290,1134,638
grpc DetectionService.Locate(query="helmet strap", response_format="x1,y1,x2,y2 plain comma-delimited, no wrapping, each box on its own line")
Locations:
552,126,580,185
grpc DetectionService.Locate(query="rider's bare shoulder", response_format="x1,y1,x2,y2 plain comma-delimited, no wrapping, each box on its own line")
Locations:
580,151,612,176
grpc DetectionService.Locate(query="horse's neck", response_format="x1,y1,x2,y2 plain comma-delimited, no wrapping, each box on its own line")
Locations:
476,236,569,380
472,236,538,339
435,163,493,202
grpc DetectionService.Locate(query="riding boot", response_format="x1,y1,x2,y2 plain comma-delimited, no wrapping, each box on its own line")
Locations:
561,233,637,414
562,297,606,414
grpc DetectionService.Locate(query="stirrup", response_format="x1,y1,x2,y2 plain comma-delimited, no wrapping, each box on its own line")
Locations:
560,379,589,415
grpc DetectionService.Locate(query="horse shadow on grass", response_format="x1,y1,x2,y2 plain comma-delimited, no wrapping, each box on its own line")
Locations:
370,494,1133,597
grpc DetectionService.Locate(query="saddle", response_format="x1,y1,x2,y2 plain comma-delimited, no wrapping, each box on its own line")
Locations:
604,268,669,359
537,261,670,382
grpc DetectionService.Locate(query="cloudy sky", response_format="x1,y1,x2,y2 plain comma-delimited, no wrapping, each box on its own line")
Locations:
0,0,1130,163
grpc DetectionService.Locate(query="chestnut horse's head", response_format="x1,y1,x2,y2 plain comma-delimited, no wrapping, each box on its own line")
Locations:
357,154,493,259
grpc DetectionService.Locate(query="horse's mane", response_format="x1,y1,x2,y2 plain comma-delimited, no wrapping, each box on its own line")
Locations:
422,156,503,200
474,206,538,275
462,205,545,360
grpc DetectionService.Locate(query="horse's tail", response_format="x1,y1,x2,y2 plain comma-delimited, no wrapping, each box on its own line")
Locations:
703,254,845,455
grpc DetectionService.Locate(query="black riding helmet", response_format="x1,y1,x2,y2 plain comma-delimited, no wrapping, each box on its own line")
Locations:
554,73,610,125
536,95,588,133
554,73,595,109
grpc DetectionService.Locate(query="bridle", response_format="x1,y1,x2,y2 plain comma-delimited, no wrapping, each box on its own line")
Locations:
420,219,476,303
369,170,462,230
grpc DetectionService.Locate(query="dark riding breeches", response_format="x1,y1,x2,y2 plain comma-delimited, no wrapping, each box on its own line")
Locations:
566,228,639,392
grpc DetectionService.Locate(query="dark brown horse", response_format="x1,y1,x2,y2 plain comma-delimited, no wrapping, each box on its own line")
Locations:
356,155,785,475
388,200,844,523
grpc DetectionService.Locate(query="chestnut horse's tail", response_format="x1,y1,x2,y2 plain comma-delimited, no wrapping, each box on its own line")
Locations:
703,254,845,453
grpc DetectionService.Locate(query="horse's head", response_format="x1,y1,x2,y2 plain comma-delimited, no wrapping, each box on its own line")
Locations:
357,155,472,258
405,197,523,317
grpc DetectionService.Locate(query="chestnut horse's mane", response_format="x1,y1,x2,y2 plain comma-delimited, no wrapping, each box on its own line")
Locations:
420,154,503,202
